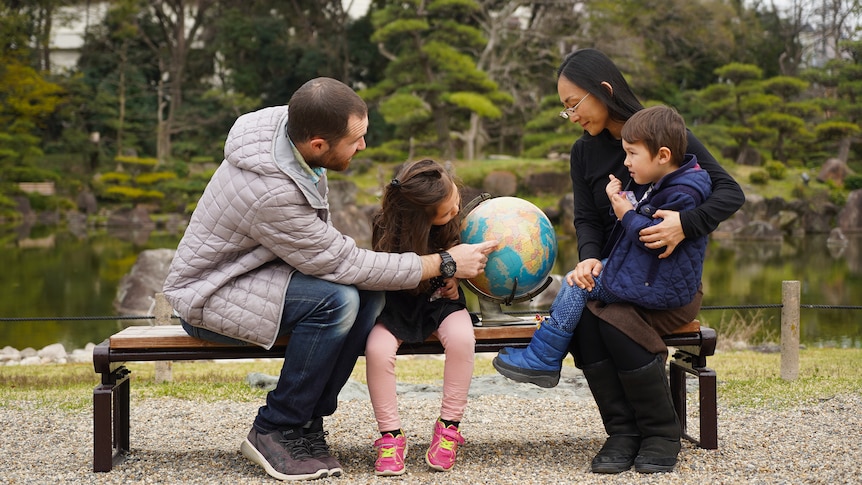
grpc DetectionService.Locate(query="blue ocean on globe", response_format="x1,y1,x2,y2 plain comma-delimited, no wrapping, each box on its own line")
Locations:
460,196,557,302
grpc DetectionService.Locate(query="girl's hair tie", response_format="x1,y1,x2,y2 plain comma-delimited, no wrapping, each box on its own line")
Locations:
390,178,401,188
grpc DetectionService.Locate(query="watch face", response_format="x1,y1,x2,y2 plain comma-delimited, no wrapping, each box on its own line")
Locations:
441,261,457,277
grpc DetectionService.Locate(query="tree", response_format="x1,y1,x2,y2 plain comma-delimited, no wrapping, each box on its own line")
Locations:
364,0,511,160
804,40,862,164
135,0,217,165
0,5,64,179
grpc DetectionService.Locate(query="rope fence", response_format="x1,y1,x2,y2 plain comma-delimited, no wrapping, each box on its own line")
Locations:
1,299,860,323
0,281,856,380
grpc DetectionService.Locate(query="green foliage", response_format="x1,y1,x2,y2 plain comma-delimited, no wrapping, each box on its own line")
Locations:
815,121,861,140
378,93,430,125
1,166,61,183
445,91,503,118
26,193,76,212
115,156,158,168
103,186,164,202
98,172,131,184
714,63,763,85
361,140,408,163
764,161,787,180
749,170,769,184
135,172,178,186
845,174,862,191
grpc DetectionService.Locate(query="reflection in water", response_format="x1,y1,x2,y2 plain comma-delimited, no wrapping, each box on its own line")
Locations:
1,230,861,350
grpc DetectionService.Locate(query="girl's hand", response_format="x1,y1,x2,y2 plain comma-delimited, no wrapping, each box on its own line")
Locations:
439,277,460,300
639,210,684,258
566,258,603,291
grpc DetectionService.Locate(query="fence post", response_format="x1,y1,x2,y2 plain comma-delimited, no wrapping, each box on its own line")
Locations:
780,280,800,381
153,292,173,383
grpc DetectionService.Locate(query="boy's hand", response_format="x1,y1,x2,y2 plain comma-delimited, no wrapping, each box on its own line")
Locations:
606,175,633,220
605,174,622,199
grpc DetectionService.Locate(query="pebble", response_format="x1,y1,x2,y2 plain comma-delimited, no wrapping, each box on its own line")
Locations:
1,365,860,484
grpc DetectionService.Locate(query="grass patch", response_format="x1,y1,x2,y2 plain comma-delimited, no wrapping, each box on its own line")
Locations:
2,348,860,413
710,348,862,409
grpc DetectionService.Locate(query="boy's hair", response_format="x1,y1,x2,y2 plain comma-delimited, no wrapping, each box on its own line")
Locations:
372,159,461,295
621,105,688,166
286,77,368,145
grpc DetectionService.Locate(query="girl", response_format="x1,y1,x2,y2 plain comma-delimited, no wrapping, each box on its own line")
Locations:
366,159,475,476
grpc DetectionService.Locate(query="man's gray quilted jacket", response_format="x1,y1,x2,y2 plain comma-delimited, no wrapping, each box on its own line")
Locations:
163,106,422,349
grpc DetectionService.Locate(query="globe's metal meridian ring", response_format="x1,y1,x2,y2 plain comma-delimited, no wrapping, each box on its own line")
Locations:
459,193,557,306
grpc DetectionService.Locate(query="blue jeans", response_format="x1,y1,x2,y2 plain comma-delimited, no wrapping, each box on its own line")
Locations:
182,272,384,432
548,258,621,333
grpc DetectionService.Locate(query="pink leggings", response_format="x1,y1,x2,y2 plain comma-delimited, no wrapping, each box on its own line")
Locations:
365,309,475,432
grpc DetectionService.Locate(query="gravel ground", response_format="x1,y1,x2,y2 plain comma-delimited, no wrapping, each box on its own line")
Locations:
1,363,860,484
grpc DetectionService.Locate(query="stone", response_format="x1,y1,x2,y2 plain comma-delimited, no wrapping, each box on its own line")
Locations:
327,179,373,248
817,158,851,184
523,172,570,195
114,248,176,315
482,170,518,196
838,189,862,233
37,343,67,362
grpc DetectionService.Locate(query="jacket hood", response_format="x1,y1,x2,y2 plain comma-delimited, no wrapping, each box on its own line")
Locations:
653,153,712,201
223,105,327,210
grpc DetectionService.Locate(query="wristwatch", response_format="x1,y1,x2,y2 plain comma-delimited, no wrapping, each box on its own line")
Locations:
438,251,457,278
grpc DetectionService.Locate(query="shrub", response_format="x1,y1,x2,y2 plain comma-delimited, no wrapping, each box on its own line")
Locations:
114,156,158,168
98,172,131,184
103,186,165,202
846,174,862,191
765,161,787,180
135,172,177,185
749,170,769,185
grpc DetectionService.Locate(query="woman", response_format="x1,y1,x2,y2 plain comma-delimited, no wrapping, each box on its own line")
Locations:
527,49,741,474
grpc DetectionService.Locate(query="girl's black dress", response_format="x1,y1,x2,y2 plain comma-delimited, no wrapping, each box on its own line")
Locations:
377,284,467,344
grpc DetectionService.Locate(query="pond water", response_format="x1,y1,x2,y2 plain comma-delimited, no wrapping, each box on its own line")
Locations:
1,227,860,351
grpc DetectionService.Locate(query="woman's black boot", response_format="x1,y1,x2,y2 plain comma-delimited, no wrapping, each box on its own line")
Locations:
582,359,641,473
618,356,682,473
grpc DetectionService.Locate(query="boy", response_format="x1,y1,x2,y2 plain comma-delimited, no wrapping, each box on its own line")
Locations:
493,105,712,388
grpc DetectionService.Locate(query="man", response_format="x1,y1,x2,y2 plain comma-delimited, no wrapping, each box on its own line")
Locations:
163,77,495,481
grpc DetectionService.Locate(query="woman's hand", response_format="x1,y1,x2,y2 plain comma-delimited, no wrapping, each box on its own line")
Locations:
639,209,684,258
566,258,603,291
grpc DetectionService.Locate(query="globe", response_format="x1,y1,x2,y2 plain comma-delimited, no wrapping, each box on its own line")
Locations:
459,195,558,304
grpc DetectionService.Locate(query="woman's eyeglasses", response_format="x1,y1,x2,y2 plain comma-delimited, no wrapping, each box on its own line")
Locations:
559,93,591,119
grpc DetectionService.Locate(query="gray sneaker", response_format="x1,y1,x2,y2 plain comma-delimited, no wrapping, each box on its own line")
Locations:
240,427,328,481
304,417,342,477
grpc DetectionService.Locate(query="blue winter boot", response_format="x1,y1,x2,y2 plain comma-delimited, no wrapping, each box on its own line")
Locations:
492,321,572,388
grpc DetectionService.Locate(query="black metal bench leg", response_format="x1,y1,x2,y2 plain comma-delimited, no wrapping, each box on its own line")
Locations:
116,371,131,453
669,360,688,441
698,367,718,449
93,367,131,472
93,383,114,472
670,358,719,450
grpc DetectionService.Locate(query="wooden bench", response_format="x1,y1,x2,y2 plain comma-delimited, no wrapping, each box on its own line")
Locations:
93,320,717,472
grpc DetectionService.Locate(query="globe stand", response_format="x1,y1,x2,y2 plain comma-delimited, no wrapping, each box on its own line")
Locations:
466,276,554,327
459,192,556,327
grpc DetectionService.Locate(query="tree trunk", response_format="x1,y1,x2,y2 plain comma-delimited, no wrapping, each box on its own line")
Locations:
837,136,851,163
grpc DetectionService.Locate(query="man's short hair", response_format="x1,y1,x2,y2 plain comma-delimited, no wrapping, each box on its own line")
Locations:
286,77,368,144
621,105,688,166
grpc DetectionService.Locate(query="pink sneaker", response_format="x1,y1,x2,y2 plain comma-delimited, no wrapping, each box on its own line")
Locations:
425,420,465,472
373,433,407,476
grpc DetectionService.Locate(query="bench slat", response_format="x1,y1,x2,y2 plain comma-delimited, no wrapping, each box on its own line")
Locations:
109,324,539,349
109,320,703,350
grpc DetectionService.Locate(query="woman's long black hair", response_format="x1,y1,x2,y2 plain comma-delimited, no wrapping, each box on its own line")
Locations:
557,48,644,125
